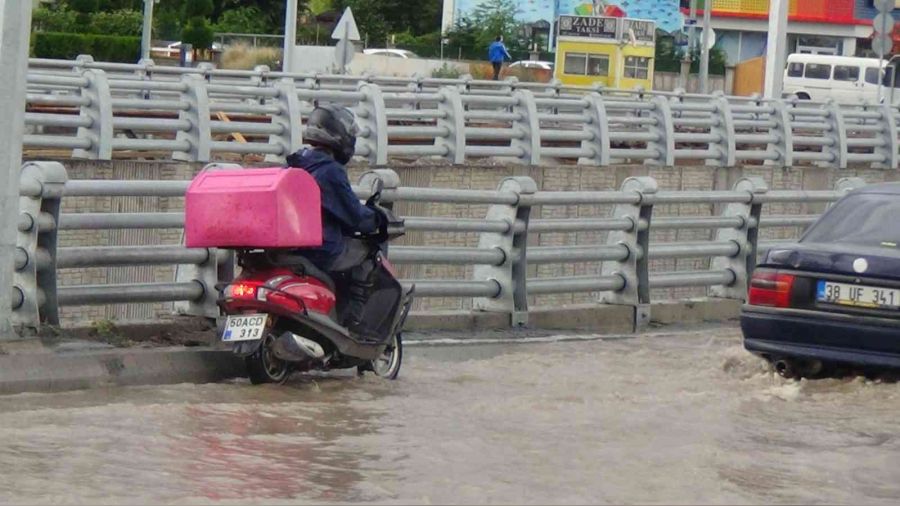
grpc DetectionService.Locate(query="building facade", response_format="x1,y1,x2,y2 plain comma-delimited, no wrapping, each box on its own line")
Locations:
703,0,899,65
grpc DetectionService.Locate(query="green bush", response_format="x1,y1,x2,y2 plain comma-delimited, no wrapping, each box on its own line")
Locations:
32,32,141,62
90,9,143,36
182,17,215,50
32,6,80,33
431,63,462,79
395,31,442,58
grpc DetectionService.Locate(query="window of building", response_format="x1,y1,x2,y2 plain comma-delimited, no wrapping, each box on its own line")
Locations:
623,56,650,79
564,53,587,75
787,62,804,77
833,65,859,82
587,54,609,76
804,63,831,79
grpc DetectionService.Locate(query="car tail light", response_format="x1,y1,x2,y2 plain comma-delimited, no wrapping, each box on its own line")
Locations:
748,269,796,308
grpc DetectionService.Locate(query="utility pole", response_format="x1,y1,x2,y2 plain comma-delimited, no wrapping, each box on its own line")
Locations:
681,0,698,89
763,0,788,98
141,0,154,61
0,0,33,339
283,0,299,72
699,0,712,93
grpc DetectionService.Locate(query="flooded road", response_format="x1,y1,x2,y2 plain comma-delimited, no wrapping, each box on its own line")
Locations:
1,325,900,504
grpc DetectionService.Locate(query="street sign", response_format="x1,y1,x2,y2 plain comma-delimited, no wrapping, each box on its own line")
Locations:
331,7,361,41
873,33,894,56
875,0,896,13
874,12,896,36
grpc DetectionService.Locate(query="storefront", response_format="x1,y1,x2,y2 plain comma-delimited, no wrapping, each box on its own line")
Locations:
554,15,656,89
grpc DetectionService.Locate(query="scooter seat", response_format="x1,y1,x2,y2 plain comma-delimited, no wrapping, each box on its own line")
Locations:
266,252,337,293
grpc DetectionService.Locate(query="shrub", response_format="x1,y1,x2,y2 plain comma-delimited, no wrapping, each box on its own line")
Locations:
431,63,462,79
182,17,215,50
221,44,282,70
32,32,141,62
90,9,143,36
32,6,80,33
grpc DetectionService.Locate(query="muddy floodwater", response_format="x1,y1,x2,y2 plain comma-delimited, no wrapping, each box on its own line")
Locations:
1,326,899,504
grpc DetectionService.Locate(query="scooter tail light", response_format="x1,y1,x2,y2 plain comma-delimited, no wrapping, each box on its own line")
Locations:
227,282,261,300
748,269,796,308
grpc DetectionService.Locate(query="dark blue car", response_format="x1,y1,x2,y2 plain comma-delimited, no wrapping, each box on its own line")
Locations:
741,182,900,378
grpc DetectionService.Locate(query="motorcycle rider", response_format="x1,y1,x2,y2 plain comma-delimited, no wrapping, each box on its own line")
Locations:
285,104,384,341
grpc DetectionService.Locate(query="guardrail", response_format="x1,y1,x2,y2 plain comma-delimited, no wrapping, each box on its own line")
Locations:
23,56,900,169
8,161,867,334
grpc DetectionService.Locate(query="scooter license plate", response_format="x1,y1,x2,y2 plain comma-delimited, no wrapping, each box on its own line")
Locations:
222,314,268,342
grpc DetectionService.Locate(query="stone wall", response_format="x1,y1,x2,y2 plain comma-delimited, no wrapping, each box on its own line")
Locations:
44,158,900,325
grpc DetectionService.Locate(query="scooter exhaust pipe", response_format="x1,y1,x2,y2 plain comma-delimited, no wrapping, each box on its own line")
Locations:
271,332,326,363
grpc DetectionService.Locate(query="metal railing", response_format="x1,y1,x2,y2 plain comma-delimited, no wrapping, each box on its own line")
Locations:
23,56,900,169
9,161,867,334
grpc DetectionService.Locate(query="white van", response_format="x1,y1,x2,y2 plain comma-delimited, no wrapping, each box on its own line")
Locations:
783,54,900,104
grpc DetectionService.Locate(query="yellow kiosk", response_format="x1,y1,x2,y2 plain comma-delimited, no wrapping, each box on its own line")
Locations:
554,15,655,90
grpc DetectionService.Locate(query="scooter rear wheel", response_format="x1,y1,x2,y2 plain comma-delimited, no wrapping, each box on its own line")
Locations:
246,334,291,384
360,333,403,380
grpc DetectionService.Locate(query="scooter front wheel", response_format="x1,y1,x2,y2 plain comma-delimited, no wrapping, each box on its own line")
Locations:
245,333,291,384
360,333,403,380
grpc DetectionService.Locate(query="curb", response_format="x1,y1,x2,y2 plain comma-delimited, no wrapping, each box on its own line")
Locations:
0,347,244,395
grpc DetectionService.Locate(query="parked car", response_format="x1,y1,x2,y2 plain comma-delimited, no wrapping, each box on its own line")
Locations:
783,53,900,104
508,60,554,71
741,182,900,378
363,49,419,59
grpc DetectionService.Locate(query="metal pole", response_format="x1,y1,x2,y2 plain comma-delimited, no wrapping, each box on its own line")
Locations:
283,0,298,72
699,0,712,93
141,0,154,61
763,0,788,99
0,0,33,338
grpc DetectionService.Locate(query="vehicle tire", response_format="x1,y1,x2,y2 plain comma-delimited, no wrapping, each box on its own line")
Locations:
359,333,403,380
245,333,291,384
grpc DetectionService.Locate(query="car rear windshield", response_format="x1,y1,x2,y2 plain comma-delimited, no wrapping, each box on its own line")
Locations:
803,193,900,248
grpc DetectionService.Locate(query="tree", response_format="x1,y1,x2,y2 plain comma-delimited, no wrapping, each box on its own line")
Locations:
185,0,214,18
90,9,144,36
182,16,214,49
213,7,270,35
331,0,442,47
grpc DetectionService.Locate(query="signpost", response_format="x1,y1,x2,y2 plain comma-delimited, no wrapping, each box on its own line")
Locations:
873,0,896,103
332,7,361,74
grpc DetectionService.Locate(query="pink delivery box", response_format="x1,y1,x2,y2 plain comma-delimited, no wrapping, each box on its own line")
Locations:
184,168,323,249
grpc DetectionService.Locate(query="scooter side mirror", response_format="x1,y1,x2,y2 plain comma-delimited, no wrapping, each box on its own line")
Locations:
366,178,384,205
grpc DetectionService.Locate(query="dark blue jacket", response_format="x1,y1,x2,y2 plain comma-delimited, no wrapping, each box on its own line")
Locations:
286,148,378,268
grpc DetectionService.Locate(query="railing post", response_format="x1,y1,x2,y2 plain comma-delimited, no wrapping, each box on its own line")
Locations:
473,176,537,327
265,78,303,163
357,168,401,212
73,69,113,160
599,177,657,329
137,58,155,99
579,93,611,166
711,93,736,167
355,83,388,165
648,96,675,166
877,104,899,169
14,162,67,331
833,177,867,207
709,177,768,300
436,86,466,164
512,89,541,165
173,74,212,163
824,99,848,169
768,98,794,168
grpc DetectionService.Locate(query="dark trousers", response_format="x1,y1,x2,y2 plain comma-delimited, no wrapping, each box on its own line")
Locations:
492,61,502,80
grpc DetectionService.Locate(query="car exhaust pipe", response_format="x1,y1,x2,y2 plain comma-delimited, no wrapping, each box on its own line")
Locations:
272,332,326,363
774,358,798,379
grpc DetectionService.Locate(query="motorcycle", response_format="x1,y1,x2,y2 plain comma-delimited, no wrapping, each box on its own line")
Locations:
215,180,414,384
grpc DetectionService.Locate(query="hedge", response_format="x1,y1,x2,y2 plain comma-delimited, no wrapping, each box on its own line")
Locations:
32,32,141,63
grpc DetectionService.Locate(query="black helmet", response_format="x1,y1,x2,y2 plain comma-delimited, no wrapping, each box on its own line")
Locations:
304,104,359,164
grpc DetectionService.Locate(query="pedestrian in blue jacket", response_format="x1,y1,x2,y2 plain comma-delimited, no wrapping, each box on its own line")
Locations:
488,35,512,80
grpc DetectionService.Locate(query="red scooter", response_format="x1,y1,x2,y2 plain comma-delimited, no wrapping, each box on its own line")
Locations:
216,183,413,384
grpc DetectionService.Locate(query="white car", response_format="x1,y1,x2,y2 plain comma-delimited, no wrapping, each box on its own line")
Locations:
508,60,554,71
363,49,419,59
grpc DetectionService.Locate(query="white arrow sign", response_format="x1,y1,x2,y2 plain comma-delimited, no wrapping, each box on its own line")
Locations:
331,7,361,42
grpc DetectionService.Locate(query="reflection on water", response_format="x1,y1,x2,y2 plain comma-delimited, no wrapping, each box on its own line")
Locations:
1,329,899,504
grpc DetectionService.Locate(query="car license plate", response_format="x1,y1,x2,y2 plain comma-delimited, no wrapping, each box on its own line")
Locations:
222,314,268,342
816,281,900,310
